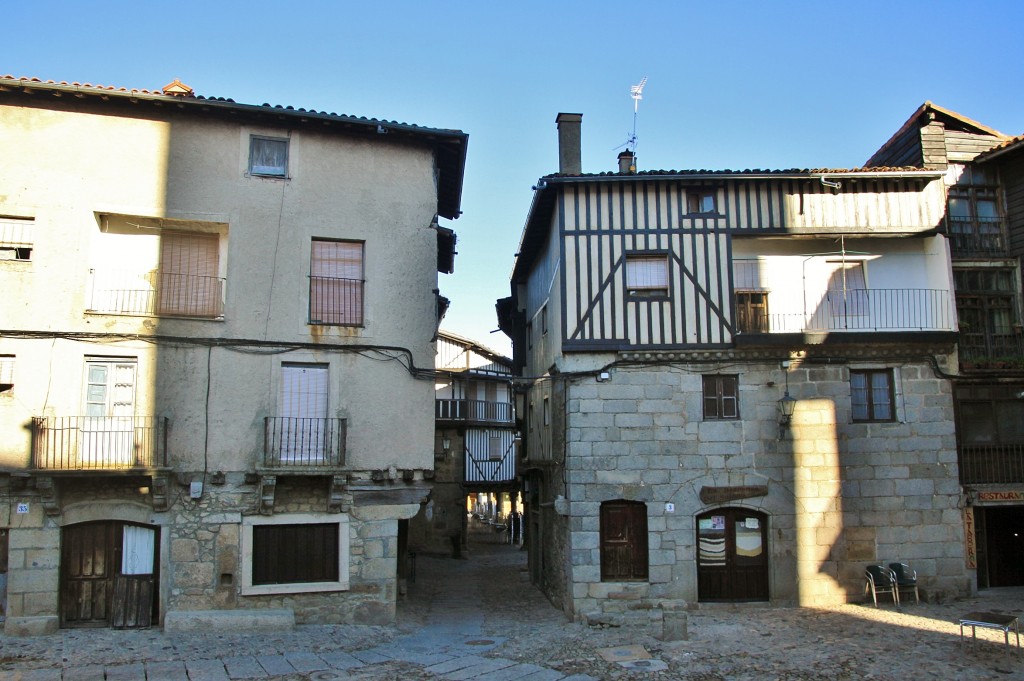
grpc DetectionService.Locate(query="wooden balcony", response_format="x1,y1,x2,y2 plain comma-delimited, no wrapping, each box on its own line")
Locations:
31,416,167,471
947,216,1007,258
262,416,346,470
735,288,954,335
960,444,1024,485
436,399,514,425
959,333,1024,372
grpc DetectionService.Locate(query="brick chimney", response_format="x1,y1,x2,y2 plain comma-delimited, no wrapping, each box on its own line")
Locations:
556,113,583,175
618,150,635,174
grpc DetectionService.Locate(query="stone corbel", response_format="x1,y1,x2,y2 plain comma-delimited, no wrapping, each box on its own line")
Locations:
328,475,350,514
259,475,277,515
151,472,170,512
35,476,60,516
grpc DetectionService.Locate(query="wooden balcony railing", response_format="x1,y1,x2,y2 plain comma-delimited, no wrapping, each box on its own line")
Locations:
960,444,1024,485
32,416,167,471
947,216,1007,258
735,289,954,334
88,269,225,318
435,399,514,424
959,332,1024,369
263,417,346,468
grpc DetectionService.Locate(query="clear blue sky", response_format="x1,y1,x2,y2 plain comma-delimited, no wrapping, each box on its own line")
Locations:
7,1,1023,356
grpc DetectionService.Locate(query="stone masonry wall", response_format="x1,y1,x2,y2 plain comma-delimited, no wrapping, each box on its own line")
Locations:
559,358,968,618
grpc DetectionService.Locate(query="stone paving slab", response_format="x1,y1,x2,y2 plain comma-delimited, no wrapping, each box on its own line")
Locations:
349,649,391,664
145,660,189,681
222,656,265,679
484,663,550,681
444,657,519,680
60,668,103,681
283,652,328,672
316,651,365,670
184,658,230,681
424,654,489,675
254,655,293,676
513,669,572,681
0,671,61,681
104,663,146,680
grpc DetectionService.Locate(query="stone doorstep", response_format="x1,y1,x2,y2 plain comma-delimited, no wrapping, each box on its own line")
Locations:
163,608,295,632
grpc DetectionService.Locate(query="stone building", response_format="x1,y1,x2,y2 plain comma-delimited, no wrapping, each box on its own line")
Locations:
868,103,1024,590
497,113,969,625
0,76,466,634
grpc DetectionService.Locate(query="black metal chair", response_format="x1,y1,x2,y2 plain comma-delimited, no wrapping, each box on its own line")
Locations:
865,564,900,608
889,562,919,605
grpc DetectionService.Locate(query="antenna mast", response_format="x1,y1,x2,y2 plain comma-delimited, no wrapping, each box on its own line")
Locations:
627,76,647,152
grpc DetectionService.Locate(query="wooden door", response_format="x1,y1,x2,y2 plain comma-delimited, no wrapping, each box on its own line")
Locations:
600,500,648,581
697,508,769,602
61,521,157,628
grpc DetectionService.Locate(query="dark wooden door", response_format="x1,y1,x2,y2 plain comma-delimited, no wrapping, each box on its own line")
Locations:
697,508,769,602
600,500,648,581
61,521,157,628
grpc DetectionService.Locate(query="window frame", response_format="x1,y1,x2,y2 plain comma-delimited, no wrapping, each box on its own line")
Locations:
248,135,289,178
309,238,365,327
625,252,671,299
241,513,350,596
735,290,769,334
685,189,718,216
0,354,14,392
850,368,895,423
0,216,33,262
702,375,739,420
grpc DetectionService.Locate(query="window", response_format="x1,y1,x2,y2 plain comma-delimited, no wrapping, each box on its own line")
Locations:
850,369,894,422
540,305,548,335
155,232,222,317
625,254,669,297
0,217,33,261
274,363,329,463
241,513,350,595
0,355,13,392
488,436,503,460
735,291,769,333
310,239,364,326
600,500,648,581
543,396,550,426
947,166,1003,255
249,135,288,177
526,321,533,349
82,358,138,466
954,268,1020,361
686,189,717,215
703,375,739,420
956,385,1024,446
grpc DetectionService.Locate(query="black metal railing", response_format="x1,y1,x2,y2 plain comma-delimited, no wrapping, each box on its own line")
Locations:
435,399,514,423
735,289,953,334
32,416,167,470
263,417,346,467
958,332,1024,367
960,444,1024,485
88,269,224,318
309,275,363,325
946,216,1007,257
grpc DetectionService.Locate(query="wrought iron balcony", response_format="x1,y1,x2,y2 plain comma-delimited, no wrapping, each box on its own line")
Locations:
31,416,167,471
436,399,514,424
263,417,346,468
960,444,1024,485
88,269,225,318
734,289,954,335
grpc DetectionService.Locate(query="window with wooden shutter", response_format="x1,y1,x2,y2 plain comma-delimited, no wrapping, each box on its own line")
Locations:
600,500,649,581
310,239,364,326
156,232,222,318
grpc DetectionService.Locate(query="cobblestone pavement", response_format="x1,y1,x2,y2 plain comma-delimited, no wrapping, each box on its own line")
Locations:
2,524,1024,680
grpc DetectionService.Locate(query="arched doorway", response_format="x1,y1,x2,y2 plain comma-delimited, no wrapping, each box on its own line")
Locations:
696,508,769,602
60,520,159,628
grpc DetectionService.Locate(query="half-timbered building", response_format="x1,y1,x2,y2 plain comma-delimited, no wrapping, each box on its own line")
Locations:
499,113,969,625
869,103,1024,591
407,331,518,557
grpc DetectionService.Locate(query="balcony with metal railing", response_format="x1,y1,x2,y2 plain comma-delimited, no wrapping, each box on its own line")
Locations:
734,288,954,335
960,444,1024,485
435,399,515,425
31,416,168,471
958,332,1024,371
88,269,225,318
262,416,347,469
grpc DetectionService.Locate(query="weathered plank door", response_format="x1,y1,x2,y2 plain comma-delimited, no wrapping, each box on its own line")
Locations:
61,521,157,629
696,508,769,602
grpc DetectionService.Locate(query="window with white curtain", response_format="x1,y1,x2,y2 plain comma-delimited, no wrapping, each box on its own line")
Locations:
249,135,289,177
626,254,669,296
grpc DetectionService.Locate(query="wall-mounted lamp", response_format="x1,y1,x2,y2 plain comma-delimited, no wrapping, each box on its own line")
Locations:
778,391,797,438
441,437,451,453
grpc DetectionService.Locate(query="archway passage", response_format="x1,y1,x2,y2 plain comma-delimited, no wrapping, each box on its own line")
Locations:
60,520,159,629
697,508,769,602
976,505,1024,588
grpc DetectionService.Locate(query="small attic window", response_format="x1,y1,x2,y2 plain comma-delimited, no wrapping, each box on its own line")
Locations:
249,136,289,177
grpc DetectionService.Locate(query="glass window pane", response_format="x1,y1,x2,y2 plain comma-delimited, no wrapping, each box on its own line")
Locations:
960,403,996,443
851,372,869,420
870,372,892,420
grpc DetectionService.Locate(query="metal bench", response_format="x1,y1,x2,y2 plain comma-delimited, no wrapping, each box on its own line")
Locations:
958,611,1021,658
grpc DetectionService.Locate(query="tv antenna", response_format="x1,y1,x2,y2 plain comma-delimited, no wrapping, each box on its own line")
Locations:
618,76,647,153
